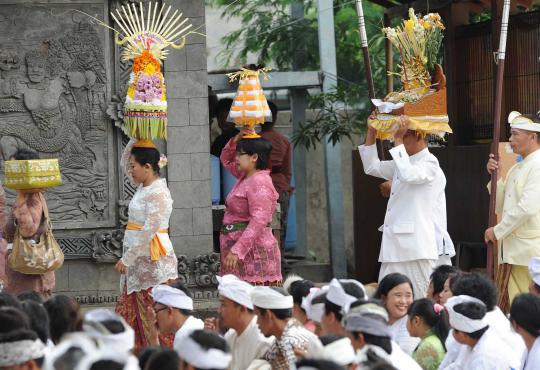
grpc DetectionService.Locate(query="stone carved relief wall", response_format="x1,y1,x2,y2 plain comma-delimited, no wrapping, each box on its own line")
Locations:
74,252,220,306
0,3,115,230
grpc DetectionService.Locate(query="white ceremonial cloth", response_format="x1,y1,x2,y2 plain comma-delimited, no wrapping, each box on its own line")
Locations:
388,315,420,356
358,143,449,262
152,285,193,310
379,259,435,300
521,337,540,370
446,296,488,333
389,340,423,370
251,286,293,309
173,315,205,350
218,274,254,309
224,317,274,370
319,337,356,366
509,111,540,132
326,279,364,310
461,328,515,370
528,257,540,286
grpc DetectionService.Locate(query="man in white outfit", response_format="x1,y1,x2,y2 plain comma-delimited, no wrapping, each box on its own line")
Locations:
215,275,273,370
359,116,453,298
445,295,515,370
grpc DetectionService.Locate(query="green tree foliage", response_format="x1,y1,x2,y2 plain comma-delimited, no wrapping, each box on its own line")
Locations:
207,0,393,148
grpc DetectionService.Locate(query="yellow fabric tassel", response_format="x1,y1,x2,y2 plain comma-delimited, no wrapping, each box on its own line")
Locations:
126,222,168,261
368,114,452,140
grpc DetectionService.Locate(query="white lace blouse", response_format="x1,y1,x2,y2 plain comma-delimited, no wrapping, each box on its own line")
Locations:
120,140,178,294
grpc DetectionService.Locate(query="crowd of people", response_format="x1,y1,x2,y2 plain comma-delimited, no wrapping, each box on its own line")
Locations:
1,76,540,370
1,265,540,370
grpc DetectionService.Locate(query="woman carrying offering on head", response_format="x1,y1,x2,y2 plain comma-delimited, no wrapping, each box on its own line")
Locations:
2,149,54,299
219,127,281,285
114,139,178,353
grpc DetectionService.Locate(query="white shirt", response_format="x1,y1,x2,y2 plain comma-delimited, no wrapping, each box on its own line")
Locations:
440,308,524,370
462,329,515,370
224,317,273,370
389,315,420,356
358,144,448,262
521,337,540,370
390,340,423,370
356,342,422,370
173,315,205,350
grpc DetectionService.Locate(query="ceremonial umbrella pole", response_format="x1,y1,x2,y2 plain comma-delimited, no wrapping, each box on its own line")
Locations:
487,0,511,280
355,0,384,158
355,0,375,99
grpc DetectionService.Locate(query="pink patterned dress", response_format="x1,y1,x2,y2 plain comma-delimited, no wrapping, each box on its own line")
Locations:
220,139,282,284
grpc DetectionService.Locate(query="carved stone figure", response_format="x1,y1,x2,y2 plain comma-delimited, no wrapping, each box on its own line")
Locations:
0,4,112,226
92,229,124,263
193,253,220,287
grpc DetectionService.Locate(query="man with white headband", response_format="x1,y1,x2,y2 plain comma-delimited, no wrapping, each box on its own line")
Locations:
251,286,321,370
485,111,540,304
528,257,540,296
301,286,329,335
321,278,366,336
0,329,46,370
445,295,514,369
439,273,523,370
211,275,273,370
151,282,204,349
175,329,231,370
344,301,421,370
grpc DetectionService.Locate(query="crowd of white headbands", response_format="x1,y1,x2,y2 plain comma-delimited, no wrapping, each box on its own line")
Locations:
0,337,46,368
4,273,505,370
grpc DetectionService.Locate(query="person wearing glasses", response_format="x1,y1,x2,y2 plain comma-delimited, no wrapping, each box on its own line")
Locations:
219,127,281,286
151,282,204,350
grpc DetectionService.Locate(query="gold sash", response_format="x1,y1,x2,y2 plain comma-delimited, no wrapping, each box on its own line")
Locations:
126,222,168,261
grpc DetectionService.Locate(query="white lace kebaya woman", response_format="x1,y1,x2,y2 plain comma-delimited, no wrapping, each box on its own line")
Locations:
114,139,178,353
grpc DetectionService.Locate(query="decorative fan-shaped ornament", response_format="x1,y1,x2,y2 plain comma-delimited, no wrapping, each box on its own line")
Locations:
227,66,272,139
81,2,200,141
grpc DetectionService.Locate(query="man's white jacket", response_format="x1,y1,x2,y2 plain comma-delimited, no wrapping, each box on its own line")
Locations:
492,148,540,266
358,143,454,262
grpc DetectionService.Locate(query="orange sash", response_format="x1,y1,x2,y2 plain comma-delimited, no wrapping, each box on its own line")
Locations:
126,222,168,261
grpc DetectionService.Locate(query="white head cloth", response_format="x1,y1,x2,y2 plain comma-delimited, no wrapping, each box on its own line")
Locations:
251,286,293,310
326,278,366,313
74,349,140,370
356,344,392,365
318,337,356,366
217,274,254,309
445,295,488,333
83,308,135,353
301,286,329,323
509,111,540,132
43,333,98,370
152,284,193,310
0,338,46,367
175,331,232,369
529,257,540,286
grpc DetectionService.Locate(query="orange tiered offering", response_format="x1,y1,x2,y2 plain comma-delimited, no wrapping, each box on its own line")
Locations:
227,66,272,139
